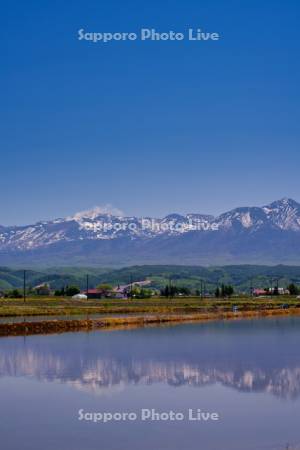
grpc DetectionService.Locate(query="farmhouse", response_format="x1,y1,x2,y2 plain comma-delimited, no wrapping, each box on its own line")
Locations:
34,283,51,296
253,288,290,297
253,289,268,297
83,288,110,299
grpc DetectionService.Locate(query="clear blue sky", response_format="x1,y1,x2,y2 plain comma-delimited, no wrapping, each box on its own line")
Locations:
1,0,300,225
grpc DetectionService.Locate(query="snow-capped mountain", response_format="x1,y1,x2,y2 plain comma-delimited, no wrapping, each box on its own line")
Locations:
216,198,300,232
1,198,300,265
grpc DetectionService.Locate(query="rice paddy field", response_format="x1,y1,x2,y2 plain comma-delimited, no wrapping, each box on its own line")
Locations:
0,295,299,318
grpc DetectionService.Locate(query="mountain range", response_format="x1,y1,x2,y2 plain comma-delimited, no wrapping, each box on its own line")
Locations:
1,198,300,266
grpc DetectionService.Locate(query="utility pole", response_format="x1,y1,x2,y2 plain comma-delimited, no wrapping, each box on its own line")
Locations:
169,276,172,299
130,274,133,299
270,277,273,298
23,270,26,303
274,278,279,295
86,274,89,300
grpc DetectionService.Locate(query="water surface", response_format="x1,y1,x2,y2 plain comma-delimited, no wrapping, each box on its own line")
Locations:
1,317,300,450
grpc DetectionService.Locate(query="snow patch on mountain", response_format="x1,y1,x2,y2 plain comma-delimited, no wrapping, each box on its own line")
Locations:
262,198,300,231
0,198,300,251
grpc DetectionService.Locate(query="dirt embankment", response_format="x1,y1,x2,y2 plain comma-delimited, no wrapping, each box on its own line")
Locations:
1,308,300,337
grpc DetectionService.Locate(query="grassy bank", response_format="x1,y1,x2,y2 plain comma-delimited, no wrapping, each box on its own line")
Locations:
0,296,300,337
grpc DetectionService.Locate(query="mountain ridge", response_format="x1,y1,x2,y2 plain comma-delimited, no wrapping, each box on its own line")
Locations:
1,198,300,266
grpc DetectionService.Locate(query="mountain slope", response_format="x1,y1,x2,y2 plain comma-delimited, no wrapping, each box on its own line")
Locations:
1,198,300,266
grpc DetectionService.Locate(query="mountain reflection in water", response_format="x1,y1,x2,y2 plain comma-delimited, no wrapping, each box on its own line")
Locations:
1,317,300,399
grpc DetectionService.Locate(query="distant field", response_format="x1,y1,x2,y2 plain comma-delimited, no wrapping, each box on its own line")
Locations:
0,296,299,318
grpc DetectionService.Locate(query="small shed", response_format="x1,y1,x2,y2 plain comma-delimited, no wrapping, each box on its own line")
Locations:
72,294,88,300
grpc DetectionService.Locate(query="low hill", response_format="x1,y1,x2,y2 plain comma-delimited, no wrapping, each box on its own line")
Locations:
1,265,300,294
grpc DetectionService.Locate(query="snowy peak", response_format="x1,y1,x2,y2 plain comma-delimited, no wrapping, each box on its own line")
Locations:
267,197,300,209
217,199,300,232
217,207,267,231
70,205,124,222
1,198,300,252
262,198,300,231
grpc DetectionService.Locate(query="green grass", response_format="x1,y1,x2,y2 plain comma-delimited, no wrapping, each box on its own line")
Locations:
0,296,299,318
